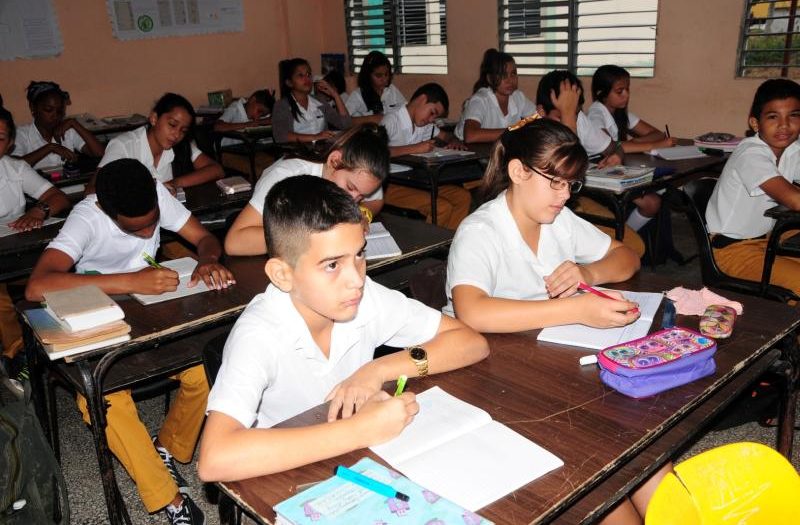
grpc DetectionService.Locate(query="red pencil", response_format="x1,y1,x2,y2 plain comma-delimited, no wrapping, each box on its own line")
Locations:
578,282,640,315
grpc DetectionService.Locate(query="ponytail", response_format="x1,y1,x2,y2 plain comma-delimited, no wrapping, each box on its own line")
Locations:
279,58,311,122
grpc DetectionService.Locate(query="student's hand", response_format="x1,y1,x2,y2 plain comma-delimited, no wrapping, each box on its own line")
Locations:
314,80,337,98
49,143,78,163
656,137,678,148
325,366,384,421
598,151,623,168
53,118,77,142
415,140,436,153
577,291,640,328
7,209,46,231
314,130,337,141
190,261,236,290
354,391,419,446
134,267,180,294
445,140,468,151
550,79,581,116
162,181,178,196
544,261,591,298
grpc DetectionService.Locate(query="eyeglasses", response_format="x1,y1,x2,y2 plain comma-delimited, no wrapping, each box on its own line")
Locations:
527,165,583,193
507,113,542,131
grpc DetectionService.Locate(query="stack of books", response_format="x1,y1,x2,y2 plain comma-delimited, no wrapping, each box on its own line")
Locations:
585,165,655,191
30,285,131,360
216,176,252,195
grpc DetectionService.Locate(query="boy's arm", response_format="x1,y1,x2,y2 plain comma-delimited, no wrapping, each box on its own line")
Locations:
436,130,468,150
760,176,800,211
198,392,418,482
223,204,268,255
462,120,504,144
389,140,435,157
175,216,236,289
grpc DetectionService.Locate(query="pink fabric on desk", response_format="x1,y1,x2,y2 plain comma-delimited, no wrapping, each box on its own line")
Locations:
666,287,744,316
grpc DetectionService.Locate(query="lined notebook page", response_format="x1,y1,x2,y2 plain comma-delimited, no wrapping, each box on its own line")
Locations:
131,257,210,305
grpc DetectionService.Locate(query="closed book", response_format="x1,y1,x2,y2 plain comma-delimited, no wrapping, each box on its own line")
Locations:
26,308,131,360
274,457,493,525
216,176,252,195
585,165,654,191
42,285,124,332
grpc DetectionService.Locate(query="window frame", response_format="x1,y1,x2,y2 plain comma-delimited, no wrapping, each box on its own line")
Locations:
737,0,800,78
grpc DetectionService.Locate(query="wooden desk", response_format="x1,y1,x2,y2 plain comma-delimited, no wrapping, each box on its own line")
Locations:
19,213,453,525
213,127,279,181
217,274,799,525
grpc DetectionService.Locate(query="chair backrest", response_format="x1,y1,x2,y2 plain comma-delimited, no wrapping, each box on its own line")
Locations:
202,331,231,387
408,260,448,311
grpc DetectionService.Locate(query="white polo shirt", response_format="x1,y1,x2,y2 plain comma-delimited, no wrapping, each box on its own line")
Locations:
586,101,641,142
0,155,54,224
706,135,800,239
345,85,406,117
219,98,248,147
292,95,327,135
47,182,191,274
455,88,536,140
249,158,383,215
381,106,439,147
14,123,86,169
444,190,611,316
98,126,202,183
576,111,612,156
206,277,441,428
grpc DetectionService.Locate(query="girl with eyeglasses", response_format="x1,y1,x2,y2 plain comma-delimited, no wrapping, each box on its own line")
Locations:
443,117,642,332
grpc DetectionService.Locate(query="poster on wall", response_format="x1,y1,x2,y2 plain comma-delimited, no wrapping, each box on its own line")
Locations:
0,0,63,61
106,0,243,41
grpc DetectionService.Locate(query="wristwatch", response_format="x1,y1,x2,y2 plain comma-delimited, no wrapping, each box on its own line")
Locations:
35,202,51,220
407,345,429,377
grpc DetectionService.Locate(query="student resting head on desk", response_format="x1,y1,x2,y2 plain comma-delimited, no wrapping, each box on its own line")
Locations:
380,82,473,230
213,88,274,135
272,57,352,144
536,70,646,257
224,123,389,256
14,80,106,170
98,92,224,195
26,158,234,525
198,175,488,482
455,48,537,145
0,105,70,372
345,50,407,125
444,117,669,525
706,78,800,296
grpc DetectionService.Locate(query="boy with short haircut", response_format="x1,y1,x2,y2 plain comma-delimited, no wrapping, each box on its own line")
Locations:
26,158,236,525
380,82,472,230
197,176,489,482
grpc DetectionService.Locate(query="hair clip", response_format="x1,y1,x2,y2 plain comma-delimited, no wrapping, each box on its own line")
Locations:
507,113,542,131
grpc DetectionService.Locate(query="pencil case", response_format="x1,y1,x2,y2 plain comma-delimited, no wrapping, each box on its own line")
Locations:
597,327,717,398
699,305,736,339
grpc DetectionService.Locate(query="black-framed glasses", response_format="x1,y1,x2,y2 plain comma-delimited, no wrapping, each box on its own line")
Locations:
527,165,583,193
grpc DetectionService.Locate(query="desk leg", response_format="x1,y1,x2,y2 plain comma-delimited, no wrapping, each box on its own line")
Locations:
613,196,626,241
248,142,257,184
429,167,440,227
777,330,799,458
21,323,50,439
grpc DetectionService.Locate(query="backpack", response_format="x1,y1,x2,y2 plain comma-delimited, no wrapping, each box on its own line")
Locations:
0,379,69,524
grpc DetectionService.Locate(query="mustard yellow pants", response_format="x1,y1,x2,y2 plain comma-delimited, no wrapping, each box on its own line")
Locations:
0,284,23,360
713,233,800,295
76,364,209,512
573,196,646,258
385,184,471,231
221,151,275,182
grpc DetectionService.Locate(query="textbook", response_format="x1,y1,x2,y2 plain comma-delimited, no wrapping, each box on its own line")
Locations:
42,285,125,332
273,457,492,525
131,257,211,305
26,308,131,360
537,290,663,350
366,222,402,260
216,175,252,195
0,218,64,238
648,146,707,160
585,165,655,191
370,386,563,511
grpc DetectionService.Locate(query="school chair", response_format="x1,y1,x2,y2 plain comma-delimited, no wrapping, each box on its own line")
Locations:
645,442,800,524
675,178,799,303
408,259,448,311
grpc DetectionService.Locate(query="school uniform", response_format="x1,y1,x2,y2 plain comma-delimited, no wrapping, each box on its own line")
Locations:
15,123,86,169
219,98,248,147
444,190,611,316
454,87,536,140
249,158,382,215
207,277,441,428
271,95,352,143
705,135,800,294
345,85,406,117
381,107,471,230
48,184,208,513
586,101,640,141
98,126,202,183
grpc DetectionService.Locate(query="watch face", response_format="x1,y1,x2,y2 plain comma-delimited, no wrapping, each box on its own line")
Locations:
410,347,427,360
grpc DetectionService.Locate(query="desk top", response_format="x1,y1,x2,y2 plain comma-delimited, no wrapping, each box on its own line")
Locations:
218,273,799,525
393,143,492,169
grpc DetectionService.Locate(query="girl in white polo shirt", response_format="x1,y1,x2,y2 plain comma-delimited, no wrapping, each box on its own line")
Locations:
455,48,536,144
272,58,352,143
345,51,406,124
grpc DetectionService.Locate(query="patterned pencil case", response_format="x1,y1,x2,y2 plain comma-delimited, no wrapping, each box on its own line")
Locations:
597,327,717,399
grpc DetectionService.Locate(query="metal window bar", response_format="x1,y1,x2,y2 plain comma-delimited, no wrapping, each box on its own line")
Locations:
738,0,800,77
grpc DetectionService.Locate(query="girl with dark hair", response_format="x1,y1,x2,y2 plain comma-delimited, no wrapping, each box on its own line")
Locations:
272,58,351,143
345,51,406,123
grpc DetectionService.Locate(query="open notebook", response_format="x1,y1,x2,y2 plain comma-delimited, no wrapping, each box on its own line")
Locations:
131,257,210,305
648,146,707,160
410,148,475,161
370,386,563,511
537,290,663,350
366,222,401,260
0,217,64,238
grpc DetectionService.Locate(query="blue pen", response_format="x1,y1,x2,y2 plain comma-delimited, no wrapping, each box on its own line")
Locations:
334,465,410,502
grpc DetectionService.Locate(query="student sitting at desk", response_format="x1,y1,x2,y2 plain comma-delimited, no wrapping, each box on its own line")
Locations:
26,158,235,525
224,123,388,256
197,176,488,481
15,81,105,170
213,89,275,142
0,106,70,373
99,92,224,193
345,50,406,124
706,78,800,295
272,58,351,144
380,82,472,230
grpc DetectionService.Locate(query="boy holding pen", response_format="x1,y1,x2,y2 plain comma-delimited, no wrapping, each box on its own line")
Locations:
26,158,235,525
197,176,489,482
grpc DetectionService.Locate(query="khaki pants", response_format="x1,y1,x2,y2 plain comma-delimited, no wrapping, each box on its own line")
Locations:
573,196,646,258
76,365,209,512
221,151,275,181
385,184,471,230
713,233,800,295
0,284,23,360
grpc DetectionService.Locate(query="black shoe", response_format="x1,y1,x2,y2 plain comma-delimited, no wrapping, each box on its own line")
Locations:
165,495,205,525
153,437,190,494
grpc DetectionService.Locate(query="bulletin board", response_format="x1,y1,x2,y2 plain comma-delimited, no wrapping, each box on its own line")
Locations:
0,0,63,61
106,0,243,41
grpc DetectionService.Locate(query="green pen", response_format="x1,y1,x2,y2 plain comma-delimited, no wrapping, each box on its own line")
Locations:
394,375,408,396
142,252,163,269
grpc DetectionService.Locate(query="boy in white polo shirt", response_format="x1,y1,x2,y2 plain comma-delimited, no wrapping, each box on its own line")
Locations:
198,175,488,482
26,158,235,525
